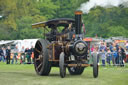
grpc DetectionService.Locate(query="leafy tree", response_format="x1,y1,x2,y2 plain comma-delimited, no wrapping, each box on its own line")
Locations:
106,26,128,37
0,0,128,40
37,0,59,19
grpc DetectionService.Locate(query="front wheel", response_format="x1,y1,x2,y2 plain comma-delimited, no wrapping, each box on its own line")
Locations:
59,52,66,78
92,53,98,78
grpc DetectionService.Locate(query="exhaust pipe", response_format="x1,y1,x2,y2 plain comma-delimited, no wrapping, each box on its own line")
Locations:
75,11,82,34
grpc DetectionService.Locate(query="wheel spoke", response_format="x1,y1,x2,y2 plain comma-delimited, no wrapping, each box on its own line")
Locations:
35,57,40,61
38,42,42,49
36,55,43,61
35,48,41,53
36,62,43,71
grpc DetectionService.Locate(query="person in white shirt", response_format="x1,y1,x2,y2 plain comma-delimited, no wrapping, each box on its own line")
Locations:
11,46,19,64
20,46,25,64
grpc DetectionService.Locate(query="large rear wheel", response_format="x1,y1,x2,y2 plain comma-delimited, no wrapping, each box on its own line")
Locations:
34,39,51,76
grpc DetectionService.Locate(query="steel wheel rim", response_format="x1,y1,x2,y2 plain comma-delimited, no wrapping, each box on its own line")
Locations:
34,41,44,73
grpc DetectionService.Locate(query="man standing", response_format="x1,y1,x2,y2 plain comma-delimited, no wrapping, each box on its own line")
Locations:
109,43,113,52
118,46,125,67
20,46,25,64
25,48,31,64
6,46,11,64
99,42,106,52
30,46,34,63
11,46,19,64
0,48,2,62
115,42,119,65
99,42,106,63
2,47,7,62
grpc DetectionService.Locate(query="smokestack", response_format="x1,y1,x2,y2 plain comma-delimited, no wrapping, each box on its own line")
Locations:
75,11,82,34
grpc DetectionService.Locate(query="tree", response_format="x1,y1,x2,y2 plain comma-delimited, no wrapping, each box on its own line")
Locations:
107,26,128,37
0,0,128,40
37,0,59,19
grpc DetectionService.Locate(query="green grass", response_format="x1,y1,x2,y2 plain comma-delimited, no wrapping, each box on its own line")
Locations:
0,62,128,85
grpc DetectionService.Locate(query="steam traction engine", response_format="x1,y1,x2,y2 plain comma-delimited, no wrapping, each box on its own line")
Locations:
32,11,98,78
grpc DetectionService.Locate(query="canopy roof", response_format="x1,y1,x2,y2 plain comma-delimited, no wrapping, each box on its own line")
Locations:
0,41,14,46
32,18,75,28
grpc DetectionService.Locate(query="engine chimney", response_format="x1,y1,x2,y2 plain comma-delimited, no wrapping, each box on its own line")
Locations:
75,11,82,34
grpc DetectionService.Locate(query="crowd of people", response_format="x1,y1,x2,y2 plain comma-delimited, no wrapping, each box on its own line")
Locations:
0,41,128,67
90,41,128,67
0,46,34,64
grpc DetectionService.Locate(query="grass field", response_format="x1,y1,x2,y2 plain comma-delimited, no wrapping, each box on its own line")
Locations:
0,62,128,85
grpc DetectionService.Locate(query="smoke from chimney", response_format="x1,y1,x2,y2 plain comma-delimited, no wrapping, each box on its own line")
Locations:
79,0,128,14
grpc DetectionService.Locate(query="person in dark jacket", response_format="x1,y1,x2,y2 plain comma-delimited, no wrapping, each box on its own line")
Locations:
109,43,113,52
25,48,31,64
6,46,11,64
115,43,119,65
118,46,125,67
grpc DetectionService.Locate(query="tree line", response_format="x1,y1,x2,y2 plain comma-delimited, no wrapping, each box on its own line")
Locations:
0,0,128,40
